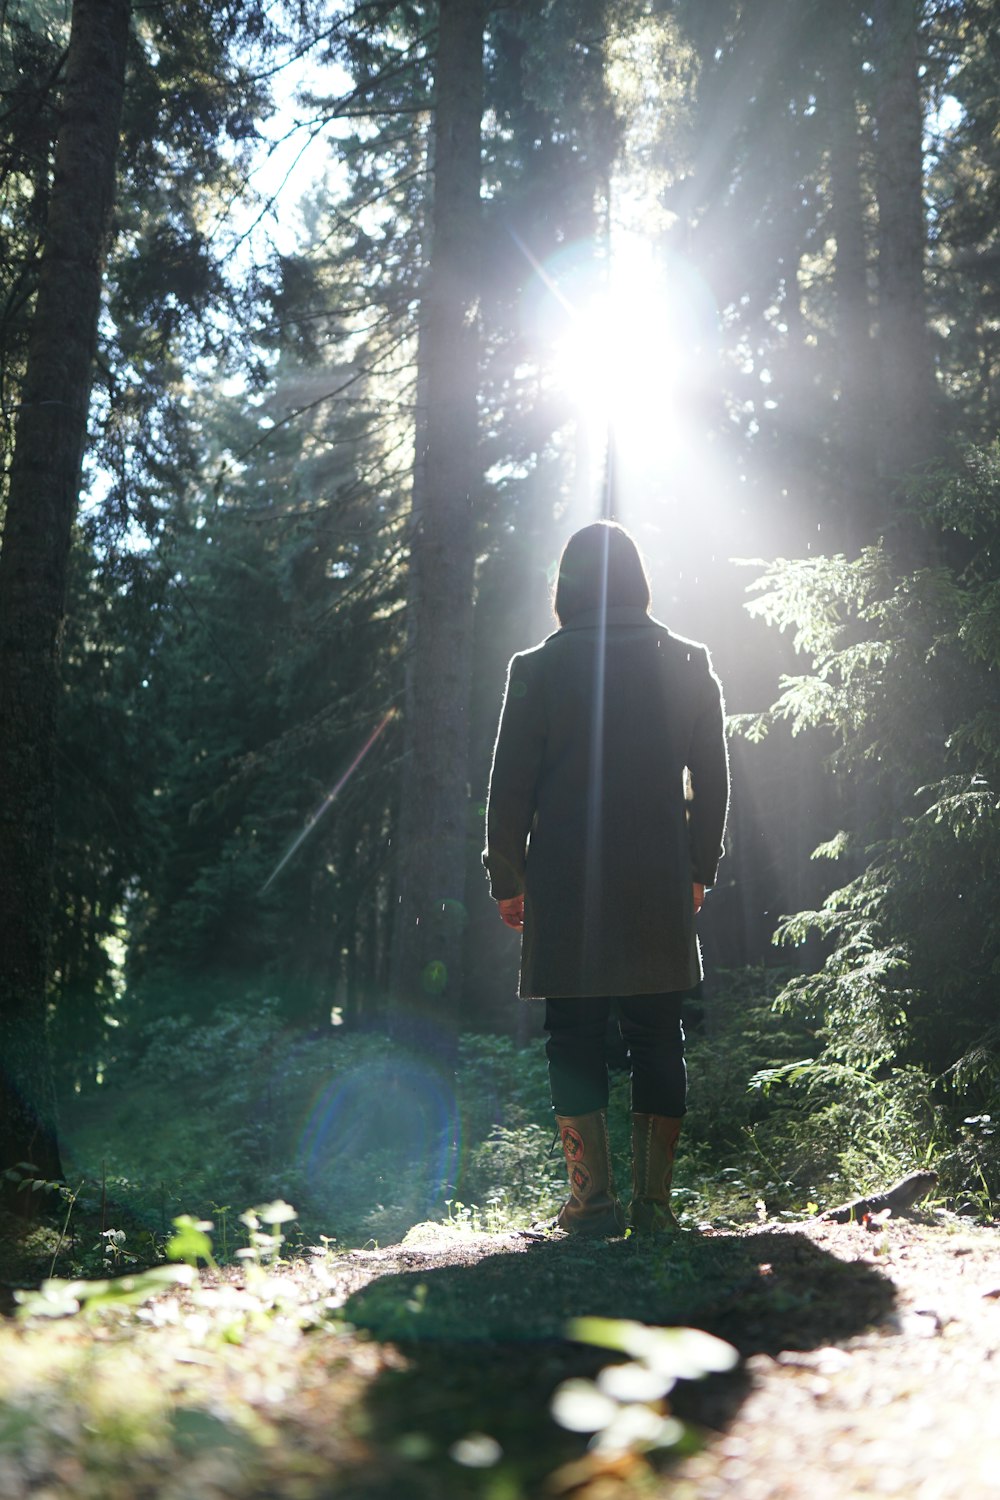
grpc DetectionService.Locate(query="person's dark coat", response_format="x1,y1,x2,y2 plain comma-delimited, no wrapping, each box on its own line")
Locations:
483,606,729,999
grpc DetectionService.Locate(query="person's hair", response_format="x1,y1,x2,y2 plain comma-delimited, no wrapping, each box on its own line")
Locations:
553,521,651,624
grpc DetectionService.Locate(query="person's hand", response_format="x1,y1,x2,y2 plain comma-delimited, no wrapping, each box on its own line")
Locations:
497,894,524,931
693,882,705,914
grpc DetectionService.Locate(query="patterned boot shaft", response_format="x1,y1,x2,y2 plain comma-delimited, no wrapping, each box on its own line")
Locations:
554,1111,626,1236
630,1113,683,1232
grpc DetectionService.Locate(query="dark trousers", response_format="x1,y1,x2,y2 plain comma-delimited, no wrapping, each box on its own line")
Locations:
544,993,687,1117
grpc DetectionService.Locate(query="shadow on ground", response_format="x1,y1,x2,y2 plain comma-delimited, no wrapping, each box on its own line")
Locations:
334,1228,896,1498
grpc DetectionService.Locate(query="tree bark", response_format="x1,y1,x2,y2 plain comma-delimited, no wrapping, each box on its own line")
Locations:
390,0,485,1040
872,0,937,493
826,0,878,547
0,0,130,1183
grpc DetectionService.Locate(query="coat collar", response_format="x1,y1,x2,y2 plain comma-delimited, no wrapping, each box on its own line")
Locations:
556,606,658,633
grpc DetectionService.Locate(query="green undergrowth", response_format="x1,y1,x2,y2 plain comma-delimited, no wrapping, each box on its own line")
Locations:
56,1004,571,1259
40,965,991,1285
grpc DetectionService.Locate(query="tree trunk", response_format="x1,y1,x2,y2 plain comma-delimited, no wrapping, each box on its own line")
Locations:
0,0,130,1184
826,0,878,547
390,0,485,1042
872,0,937,494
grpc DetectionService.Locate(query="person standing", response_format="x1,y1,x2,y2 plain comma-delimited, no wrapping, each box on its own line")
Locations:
483,521,729,1234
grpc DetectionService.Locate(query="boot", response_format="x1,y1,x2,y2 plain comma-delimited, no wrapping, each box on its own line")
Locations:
630,1114,683,1232
553,1110,626,1236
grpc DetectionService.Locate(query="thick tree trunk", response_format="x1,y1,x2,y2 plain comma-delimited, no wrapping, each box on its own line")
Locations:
826,1,878,547
872,0,937,492
390,0,485,1039
0,0,130,1183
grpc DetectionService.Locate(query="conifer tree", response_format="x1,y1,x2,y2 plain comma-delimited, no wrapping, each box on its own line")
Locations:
389,0,486,1028
872,0,939,495
0,0,279,1154
0,0,130,1181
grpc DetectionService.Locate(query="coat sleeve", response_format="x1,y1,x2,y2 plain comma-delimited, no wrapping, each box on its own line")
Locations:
686,649,729,888
482,652,546,900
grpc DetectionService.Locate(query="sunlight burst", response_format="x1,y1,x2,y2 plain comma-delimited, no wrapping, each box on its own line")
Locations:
527,233,720,521
548,238,683,454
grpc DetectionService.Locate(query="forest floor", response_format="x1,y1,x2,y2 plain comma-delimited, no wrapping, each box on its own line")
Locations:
0,1210,998,1499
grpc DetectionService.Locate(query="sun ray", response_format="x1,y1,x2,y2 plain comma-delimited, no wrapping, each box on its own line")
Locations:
259,708,397,895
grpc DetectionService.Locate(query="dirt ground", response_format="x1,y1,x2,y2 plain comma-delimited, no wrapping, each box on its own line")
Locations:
1,1210,998,1498
333,1211,1000,1498
664,1216,1000,1498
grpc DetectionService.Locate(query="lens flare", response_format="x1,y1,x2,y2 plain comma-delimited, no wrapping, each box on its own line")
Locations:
296,1050,462,1211
260,707,397,895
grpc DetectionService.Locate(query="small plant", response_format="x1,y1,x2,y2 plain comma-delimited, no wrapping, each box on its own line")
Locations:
443,1199,481,1233
3,1162,63,1201
210,1202,233,1261
438,1190,523,1235
166,1215,218,1270
237,1200,297,1265
15,1264,195,1321
481,1190,517,1233
942,1114,997,1221
97,1228,139,1270
549,1318,738,1485
2,1166,84,1275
